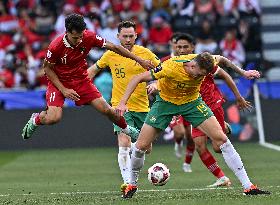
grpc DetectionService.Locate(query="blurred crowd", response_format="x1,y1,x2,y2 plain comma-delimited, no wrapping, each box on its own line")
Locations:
0,0,262,89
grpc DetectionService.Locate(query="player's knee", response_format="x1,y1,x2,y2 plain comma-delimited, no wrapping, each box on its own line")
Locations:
145,144,153,154
213,145,222,153
195,143,206,155
118,134,131,147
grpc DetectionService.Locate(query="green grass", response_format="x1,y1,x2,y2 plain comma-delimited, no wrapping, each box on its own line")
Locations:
0,143,279,205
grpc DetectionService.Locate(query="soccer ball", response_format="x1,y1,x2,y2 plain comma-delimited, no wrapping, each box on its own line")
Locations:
148,163,170,186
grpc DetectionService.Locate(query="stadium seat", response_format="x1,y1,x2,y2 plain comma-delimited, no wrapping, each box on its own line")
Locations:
266,67,280,81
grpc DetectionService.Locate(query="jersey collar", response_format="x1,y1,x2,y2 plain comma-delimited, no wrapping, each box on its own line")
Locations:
63,34,73,49
63,34,83,49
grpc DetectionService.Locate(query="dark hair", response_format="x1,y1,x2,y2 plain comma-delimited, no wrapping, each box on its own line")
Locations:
176,33,196,45
170,32,183,43
65,13,86,33
118,21,136,33
195,52,214,74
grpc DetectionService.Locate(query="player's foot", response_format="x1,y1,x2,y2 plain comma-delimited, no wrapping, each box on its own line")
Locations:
182,162,192,173
120,183,128,197
243,184,270,195
122,184,138,199
122,125,139,140
174,141,183,158
225,122,232,135
22,113,39,140
207,176,231,187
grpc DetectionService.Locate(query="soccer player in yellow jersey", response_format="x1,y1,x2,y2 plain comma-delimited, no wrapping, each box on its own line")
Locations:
117,52,270,198
87,21,160,196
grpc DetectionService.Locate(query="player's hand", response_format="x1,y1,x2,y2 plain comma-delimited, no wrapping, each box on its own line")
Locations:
138,59,155,70
61,88,80,101
115,103,128,117
146,83,158,95
236,96,253,112
243,70,261,79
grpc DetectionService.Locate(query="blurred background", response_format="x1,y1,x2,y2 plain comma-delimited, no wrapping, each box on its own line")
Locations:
0,0,279,150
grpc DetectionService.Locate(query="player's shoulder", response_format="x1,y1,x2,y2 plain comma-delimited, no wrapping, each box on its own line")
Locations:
134,45,154,55
161,55,171,62
48,34,64,50
172,54,197,61
83,29,96,38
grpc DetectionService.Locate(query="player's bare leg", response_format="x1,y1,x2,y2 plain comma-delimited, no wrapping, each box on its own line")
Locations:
22,106,63,140
89,97,139,139
198,116,270,195
122,123,159,198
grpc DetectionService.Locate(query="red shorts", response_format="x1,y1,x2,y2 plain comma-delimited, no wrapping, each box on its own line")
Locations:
46,80,102,107
192,106,225,138
169,115,191,129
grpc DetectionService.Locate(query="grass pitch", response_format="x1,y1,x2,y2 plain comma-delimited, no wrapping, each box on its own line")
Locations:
0,143,279,205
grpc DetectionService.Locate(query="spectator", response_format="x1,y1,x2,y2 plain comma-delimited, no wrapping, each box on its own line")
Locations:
224,0,261,19
148,16,173,56
0,67,14,88
98,16,119,45
219,28,245,69
194,0,224,23
195,19,218,54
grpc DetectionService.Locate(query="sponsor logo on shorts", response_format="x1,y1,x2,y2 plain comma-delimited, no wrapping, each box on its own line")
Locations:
150,116,156,122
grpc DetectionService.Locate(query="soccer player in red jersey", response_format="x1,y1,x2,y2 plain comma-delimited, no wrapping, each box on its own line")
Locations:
161,33,252,187
21,13,155,140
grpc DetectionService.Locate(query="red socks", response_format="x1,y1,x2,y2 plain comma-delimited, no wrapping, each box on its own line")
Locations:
199,150,224,178
34,114,42,125
184,145,195,164
115,116,127,129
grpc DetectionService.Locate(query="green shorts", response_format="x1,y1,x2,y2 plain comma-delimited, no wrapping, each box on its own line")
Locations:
114,111,148,140
145,95,213,130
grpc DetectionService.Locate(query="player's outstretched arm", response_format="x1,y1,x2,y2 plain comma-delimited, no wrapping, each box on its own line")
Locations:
105,41,155,70
116,71,153,116
217,68,252,111
214,55,261,79
87,64,100,79
44,60,80,101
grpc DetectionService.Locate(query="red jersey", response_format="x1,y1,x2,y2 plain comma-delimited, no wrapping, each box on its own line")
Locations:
200,67,225,110
45,30,105,85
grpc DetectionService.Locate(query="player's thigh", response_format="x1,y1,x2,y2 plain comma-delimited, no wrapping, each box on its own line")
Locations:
213,107,226,132
89,97,113,114
46,82,65,107
197,116,227,147
173,123,185,138
136,123,161,150
118,133,131,147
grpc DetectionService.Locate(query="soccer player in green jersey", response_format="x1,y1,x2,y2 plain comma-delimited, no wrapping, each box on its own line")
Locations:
117,52,270,197
87,21,160,196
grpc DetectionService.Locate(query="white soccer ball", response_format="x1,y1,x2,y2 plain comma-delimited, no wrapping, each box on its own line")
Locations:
148,163,170,186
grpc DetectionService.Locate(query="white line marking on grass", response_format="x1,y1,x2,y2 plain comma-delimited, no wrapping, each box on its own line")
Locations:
0,185,278,197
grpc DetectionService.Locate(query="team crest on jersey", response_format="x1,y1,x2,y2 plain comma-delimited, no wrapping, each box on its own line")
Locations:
47,50,52,58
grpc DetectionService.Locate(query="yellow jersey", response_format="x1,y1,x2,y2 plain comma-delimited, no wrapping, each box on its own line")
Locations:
152,54,215,105
96,45,160,112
